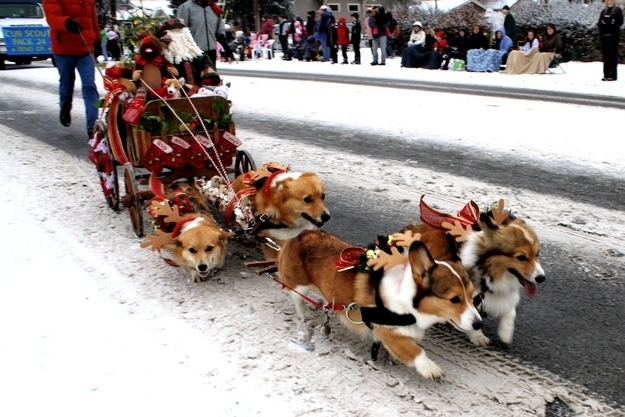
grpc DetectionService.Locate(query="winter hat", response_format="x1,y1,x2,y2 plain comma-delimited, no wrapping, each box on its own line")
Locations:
502,5,510,10
413,21,422,28
320,5,328,10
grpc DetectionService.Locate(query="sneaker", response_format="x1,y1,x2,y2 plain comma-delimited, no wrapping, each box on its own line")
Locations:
353,60,360,65
342,60,348,64
370,61,378,66
380,63,386,66
60,110,71,127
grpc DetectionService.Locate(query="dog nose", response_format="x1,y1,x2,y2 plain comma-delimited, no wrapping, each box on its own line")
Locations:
535,275,546,283
472,320,483,330
321,212,331,223
198,264,208,272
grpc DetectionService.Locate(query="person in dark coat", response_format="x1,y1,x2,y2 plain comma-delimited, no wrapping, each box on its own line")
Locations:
350,13,361,64
468,24,489,51
305,11,316,38
442,26,470,70
502,5,518,45
598,0,624,81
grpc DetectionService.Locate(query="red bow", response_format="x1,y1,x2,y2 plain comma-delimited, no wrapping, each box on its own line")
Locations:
103,76,124,95
134,54,165,67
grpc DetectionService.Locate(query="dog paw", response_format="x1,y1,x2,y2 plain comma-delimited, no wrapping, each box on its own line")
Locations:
414,353,444,380
469,332,491,346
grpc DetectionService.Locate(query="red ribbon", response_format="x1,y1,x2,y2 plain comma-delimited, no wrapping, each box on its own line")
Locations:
419,195,480,230
134,54,165,67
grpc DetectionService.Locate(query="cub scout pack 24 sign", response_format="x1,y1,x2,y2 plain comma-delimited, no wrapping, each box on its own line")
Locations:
2,26,51,55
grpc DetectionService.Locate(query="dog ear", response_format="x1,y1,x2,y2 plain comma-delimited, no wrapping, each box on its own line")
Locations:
480,212,499,232
407,241,435,288
160,239,181,252
445,233,462,262
220,229,236,241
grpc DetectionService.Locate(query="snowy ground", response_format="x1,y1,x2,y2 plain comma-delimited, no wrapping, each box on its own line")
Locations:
1,58,624,416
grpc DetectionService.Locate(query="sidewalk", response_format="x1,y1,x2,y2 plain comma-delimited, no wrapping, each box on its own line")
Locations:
219,48,625,99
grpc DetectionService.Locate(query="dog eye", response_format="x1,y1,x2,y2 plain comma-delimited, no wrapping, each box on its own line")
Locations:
205,245,214,252
188,248,197,254
303,196,313,203
450,296,461,304
516,255,528,261
321,193,326,200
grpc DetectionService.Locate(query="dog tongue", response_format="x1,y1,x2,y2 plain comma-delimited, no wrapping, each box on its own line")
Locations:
524,281,538,297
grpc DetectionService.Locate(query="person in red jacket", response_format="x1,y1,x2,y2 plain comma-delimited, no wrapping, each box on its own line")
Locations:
336,17,350,64
43,0,101,138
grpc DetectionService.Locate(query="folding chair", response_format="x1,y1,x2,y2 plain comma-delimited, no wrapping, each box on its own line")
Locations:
263,39,275,59
252,42,264,61
547,55,566,74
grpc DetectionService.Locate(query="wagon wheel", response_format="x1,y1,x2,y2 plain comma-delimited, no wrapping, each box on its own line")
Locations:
234,150,256,177
123,163,144,237
105,160,121,211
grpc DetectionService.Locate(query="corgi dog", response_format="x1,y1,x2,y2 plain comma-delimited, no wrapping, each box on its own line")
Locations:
141,181,234,282
401,197,545,346
277,229,483,380
231,163,330,260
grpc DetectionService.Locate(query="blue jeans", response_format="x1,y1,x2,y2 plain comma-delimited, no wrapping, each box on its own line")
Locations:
316,32,329,61
53,53,100,130
372,36,387,64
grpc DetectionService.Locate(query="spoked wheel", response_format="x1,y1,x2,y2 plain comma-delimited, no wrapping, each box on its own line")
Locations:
234,149,256,177
123,163,144,237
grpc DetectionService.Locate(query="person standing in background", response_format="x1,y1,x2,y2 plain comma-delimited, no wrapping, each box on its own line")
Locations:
350,13,361,64
259,14,275,59
502,5,518,45
336,17,349,64
43,0,101,139
598,0,623,81
176,0,233,67
278,14,290,60
100,26,109,60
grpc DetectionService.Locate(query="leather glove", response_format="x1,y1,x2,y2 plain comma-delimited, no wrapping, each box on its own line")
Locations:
65,18,82,34
217,34,234,60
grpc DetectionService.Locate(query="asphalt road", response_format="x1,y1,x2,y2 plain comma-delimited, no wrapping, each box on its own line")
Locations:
1,65,624,413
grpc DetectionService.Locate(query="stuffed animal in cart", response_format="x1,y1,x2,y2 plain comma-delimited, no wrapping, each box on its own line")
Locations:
163,77,185,99
104,62,136,101
132,32,179,94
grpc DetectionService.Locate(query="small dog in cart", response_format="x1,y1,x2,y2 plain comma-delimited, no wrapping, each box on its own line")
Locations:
277,229,483,380
211,162,332,261
141,180,235,282
400,196,545,346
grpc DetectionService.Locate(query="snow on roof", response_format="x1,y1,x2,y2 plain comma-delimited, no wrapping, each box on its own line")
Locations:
417,0,518,12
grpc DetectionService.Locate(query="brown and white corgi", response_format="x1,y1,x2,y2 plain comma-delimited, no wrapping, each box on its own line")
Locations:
232,164,330,260
401,198,545,346
142,181,234,282
277,229,482,380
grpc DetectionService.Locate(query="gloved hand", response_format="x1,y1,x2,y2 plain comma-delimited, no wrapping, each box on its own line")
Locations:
65,18,82,34
217,34,234,60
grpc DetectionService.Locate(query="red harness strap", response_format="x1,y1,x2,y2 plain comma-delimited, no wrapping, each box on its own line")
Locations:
270,274,345,312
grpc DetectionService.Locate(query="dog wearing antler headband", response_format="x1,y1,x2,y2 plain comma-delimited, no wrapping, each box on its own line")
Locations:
230,162,331,260
400,196,545,347
141,181,234,282
277,229,482,380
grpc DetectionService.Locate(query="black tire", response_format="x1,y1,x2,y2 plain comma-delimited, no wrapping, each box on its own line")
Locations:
234,149,256,177
123,163,144,237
